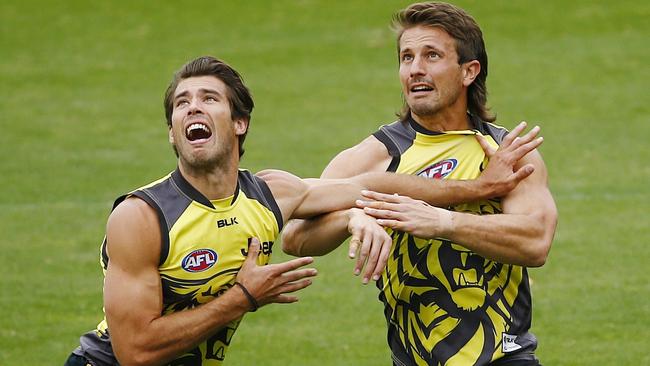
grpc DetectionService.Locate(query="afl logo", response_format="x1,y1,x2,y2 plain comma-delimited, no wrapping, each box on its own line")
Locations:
182,249,218,272
418,159,458,179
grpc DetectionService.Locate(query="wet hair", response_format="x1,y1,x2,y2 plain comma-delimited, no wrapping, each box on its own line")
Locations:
163,56,254,157
393,2,495,122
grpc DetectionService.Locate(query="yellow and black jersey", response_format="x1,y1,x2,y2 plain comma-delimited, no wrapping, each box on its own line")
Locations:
74,168,282,366
373,116,537,366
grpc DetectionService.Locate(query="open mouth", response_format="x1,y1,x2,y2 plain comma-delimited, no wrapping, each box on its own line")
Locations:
185,122,212,142
410,84,434,93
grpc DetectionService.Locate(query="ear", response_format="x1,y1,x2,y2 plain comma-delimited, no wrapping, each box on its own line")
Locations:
168,125,175,144
462,60,481,87
233,117,249,136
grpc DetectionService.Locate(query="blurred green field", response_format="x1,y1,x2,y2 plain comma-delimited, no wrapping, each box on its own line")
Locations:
1,0,649,365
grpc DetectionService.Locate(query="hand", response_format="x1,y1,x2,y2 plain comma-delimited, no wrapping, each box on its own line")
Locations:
476,121,543,198
235,238,317,309
346,208,392,284
357,191,452,239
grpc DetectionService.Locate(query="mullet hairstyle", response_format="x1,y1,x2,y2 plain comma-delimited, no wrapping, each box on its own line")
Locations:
163,56,254,157
393,2,495,122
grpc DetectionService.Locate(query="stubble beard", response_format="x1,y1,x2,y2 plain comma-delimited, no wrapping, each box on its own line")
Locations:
176,140,234,175
410,102,441,118
409,86,463,120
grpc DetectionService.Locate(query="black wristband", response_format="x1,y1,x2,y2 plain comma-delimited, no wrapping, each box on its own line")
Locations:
234,282,259,312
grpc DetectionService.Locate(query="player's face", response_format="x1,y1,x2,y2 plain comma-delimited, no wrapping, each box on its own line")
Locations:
398,26,466,119
169,76,246,170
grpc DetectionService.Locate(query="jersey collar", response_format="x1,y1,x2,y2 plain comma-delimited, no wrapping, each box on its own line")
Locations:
171,168,240,209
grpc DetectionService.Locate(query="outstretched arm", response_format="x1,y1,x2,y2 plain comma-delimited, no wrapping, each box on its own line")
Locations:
281,122,542,258
359,150,557,267
104,198,317,366
265,123,544,280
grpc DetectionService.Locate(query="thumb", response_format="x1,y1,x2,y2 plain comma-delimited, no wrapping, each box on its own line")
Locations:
475,134,495,158
349,235,360,259
246,237,261,263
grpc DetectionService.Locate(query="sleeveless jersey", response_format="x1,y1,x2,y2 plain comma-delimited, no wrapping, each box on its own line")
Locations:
372,117,537,366
74,168,282,366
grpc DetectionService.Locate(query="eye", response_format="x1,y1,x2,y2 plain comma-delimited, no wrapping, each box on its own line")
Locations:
428,51,440,60
175,99,189,107
401,53,413,62
205,95,218,102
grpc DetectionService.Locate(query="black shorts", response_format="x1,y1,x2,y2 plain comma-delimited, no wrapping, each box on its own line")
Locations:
63,353,93,366
489,351,541,366
391,352,541,366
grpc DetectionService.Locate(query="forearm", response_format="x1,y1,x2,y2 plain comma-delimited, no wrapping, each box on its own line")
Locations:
111,286,249,366
282,211,351,256
354,172,490,207
443,211,553,267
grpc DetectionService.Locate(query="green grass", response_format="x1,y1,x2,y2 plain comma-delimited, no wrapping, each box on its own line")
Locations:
1,0,649,365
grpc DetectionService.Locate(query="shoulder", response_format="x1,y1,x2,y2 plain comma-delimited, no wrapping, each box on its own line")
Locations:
322,134,393,178
106,197,161,267
255,169,308,198
372,119,416,154
109,196,159,230
255,169,302,184
474,119,509,145
255,169,309,225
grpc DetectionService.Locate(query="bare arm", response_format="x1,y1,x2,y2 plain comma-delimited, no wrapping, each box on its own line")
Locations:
270,123,543,283
359,150,558,267
104,198,317,366
281,135,393,258
282,122,542,256
259,158,394,284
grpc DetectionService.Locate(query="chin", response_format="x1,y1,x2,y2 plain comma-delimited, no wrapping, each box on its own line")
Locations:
411,106,439,118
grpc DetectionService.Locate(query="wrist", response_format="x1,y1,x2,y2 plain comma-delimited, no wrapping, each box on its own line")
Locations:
471,177,493,201
233,282,259,312
346,208,363,228
346,207,363,219
437,209,454,237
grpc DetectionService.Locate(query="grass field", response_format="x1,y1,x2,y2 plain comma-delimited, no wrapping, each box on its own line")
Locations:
1,1,649,365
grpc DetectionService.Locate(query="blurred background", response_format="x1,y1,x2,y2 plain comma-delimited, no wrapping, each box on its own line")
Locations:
1,0,648,364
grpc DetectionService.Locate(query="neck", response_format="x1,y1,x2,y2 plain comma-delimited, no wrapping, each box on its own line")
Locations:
178,154,239,200
411,95,471,132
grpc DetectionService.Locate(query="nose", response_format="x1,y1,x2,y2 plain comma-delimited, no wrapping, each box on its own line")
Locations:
187,97,203,115
409,55,426,78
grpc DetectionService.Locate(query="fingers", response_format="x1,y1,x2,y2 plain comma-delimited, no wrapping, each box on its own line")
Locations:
273,256,314,273
475,134,496,158
360,190,410,204
376,219,402,231
514,125,540,145
281,268,318,283
509,163,535,184
240,238,261,271
487,123,542,167
272,295,299,304
362,206,402,221
354,230,372,279
270,279,315,304
370,232,392,282
279,278,313,294
348,236,360,259
512,136,543,159
246,238,260,261
501,121,527,147
361,231,382,284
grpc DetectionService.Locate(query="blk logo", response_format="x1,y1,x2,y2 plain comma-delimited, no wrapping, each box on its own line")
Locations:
182,249,218,272
417,158,458,180
217,217,238,228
